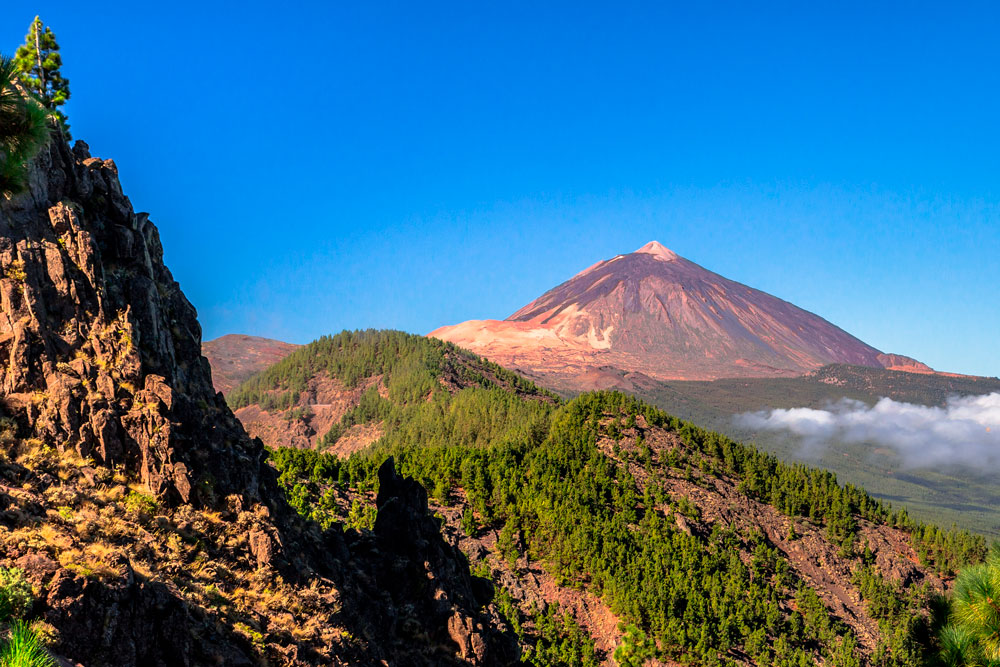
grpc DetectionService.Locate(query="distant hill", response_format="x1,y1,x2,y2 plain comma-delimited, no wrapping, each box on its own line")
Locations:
425,242,1000,535
202,333,299,394
430,241,938,388
226,329,556,451
218,327,1000,536
599,362,1000,419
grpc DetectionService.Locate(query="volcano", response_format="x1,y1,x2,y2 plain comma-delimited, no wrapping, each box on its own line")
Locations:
429,241,930,387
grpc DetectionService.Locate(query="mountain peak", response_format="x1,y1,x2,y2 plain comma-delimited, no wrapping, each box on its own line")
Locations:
432,243,927,383
635,240,679,261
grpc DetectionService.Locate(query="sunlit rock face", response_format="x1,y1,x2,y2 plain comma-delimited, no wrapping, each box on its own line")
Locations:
0,137,518,667
0,139,265,505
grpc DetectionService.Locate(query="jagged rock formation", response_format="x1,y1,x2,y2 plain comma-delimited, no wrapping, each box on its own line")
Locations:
0,138,517,665
431,241,936,389
0,138,261,505
374,458,513,665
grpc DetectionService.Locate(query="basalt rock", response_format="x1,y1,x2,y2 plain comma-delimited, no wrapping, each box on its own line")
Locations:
0,137,520,665
371,457,518,666
43,567,257,667
0,138,263,506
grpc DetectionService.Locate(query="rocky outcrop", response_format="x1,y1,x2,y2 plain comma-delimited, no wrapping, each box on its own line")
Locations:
0,138,262,505
371,457,515,666
42,566,257,667
0,137,520,665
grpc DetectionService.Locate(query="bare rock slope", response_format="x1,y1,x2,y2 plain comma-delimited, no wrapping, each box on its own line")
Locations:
431,241,933,388
203,334,299,394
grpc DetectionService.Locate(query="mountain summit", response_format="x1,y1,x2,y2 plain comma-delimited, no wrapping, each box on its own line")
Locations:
430,242,930,386
633,239,680,261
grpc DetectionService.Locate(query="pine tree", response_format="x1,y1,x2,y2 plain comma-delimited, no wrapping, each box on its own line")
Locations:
0,55,50,198
14,16,70,137
939,546,1000,666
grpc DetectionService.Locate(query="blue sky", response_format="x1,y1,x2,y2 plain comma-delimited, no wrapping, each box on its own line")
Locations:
4,2,999,376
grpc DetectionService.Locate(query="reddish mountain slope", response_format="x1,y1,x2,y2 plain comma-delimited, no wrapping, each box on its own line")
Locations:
430,241,931,386
202,334,299,394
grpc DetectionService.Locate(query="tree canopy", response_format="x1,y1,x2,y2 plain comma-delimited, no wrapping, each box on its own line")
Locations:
939,546,1000,666
0,54,49,198
270,385,984,665
14,16,70,136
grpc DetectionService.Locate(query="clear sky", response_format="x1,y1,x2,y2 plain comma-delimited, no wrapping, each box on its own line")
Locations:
3,2,999,377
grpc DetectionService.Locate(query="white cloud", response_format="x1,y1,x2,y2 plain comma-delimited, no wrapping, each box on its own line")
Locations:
736,393,1000,469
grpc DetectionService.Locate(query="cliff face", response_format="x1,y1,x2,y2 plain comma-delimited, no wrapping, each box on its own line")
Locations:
0,138,261,505
0,139,515,666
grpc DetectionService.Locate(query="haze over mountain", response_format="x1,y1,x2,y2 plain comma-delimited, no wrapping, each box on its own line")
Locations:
203,333,299,395
430,241,935,389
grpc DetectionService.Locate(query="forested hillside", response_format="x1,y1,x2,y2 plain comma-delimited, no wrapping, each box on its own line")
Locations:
625,366,1000,536
227,329,556,451
220,330,1000,537
235,331,986,665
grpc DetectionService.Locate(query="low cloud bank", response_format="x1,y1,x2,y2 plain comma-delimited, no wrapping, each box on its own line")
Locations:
736,392,1000,469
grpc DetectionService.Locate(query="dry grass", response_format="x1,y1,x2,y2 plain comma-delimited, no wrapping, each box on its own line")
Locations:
0,431,351,663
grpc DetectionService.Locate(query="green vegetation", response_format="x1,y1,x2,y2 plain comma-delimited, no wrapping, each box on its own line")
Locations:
633,366,1000,537
938,547,1000,666
0,622,55,667
14,16,70,136
124,490,158,516
492,580,599,667
0,54,50,198
612,624,656,667
243,332,991,662
0,568,32,622
228,329,554,413
269,373,982,664
852,564,938,665
0,569,55,666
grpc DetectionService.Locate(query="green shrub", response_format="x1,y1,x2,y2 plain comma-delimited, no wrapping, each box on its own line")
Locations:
0,621,56,667
344,498,376,532
0,418,18,448
124,490,158,516
0,568,32,622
